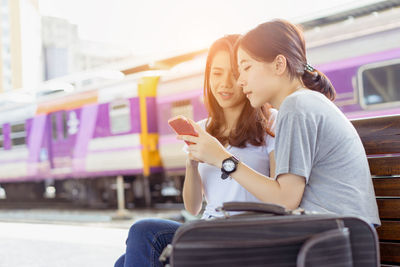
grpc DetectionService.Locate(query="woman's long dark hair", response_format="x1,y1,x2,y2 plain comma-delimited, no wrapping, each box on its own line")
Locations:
204,35,274,148
238,19,336,101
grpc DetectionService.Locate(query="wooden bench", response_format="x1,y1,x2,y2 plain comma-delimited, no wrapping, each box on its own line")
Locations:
351,115,400,266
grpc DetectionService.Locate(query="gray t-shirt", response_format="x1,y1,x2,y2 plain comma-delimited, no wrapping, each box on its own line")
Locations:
275,89,380,226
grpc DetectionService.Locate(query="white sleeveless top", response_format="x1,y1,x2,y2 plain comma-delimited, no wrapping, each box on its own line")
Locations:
184,109,277,219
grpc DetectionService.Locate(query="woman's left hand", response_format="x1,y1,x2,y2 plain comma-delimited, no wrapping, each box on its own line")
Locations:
177,119,232,168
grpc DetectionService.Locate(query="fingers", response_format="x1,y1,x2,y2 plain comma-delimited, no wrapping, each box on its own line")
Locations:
177,134,198,144
186,143,197,153
188,118,204,134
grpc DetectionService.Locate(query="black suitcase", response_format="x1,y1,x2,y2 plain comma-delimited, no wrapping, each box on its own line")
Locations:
160,202,379,267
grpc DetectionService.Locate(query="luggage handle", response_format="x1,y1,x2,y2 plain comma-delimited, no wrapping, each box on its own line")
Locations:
297,228,353,267
219,201,302,216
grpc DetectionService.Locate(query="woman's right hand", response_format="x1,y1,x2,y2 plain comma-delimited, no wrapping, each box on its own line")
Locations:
178,119,231,168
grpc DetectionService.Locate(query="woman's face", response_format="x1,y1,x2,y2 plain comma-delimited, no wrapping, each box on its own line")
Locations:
209,51,246,110
237,47,280,108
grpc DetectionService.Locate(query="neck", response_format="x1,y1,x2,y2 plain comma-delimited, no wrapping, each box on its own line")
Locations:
223,102,246,131
271,79,304,110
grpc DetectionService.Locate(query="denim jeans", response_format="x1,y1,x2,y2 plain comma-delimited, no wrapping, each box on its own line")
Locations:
114,218,181,267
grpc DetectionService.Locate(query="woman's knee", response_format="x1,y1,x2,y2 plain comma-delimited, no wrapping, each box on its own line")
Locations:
127,219,171,244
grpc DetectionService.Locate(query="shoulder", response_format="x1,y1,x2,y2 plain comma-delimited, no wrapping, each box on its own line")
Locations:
281,89,324,110
279,89,330,117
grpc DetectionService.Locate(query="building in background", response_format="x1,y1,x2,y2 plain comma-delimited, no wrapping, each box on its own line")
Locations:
0,4,133,95
41,16,76,80
0,0,42,93
42,16,132,81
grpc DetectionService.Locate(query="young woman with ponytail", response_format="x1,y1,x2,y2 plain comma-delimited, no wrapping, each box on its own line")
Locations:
179,19,380,226
114,35,277,267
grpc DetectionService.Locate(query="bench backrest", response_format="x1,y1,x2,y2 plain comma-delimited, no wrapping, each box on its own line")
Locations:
351,115,400,266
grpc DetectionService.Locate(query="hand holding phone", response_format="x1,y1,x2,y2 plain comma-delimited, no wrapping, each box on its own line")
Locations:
168,115,198,145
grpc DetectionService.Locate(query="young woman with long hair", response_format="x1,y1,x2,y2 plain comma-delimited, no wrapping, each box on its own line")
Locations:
114,34,276,267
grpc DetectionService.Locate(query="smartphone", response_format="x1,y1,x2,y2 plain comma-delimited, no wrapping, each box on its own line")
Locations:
168,115,198,145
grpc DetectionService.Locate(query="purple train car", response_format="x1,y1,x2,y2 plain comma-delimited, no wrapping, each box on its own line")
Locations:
304,6,400,118
0,75,163,206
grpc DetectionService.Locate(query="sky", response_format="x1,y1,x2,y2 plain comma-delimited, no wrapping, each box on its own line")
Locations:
38,0,385,58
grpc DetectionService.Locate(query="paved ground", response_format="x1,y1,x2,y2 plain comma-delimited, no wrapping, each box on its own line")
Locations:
0,208,187,267
0,208,184,228
0,222,127,267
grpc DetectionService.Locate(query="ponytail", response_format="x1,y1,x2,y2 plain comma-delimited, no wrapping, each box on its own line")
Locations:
239,19,337,102
302,66,336,101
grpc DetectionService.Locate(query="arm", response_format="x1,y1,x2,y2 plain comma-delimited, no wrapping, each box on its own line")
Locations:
229,161,305,210
178,120,306,210
182,159,203,215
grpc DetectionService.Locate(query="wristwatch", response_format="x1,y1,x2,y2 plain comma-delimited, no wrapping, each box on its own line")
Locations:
221,155,239,180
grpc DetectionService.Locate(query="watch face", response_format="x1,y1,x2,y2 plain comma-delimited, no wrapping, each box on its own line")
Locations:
223,160,236,172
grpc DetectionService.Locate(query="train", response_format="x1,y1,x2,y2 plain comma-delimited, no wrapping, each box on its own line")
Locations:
304,4,400,118
0,4,399,208
0,73,166,207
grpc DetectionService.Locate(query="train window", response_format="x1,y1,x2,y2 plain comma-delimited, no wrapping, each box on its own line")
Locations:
359,60,400,108
109,100,131,134
11,124,24,132
10,122,26,147
51,114,57,140
62,112,68,139
171,100,194,120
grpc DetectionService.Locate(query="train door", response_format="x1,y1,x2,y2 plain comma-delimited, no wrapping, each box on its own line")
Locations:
48,110,79,176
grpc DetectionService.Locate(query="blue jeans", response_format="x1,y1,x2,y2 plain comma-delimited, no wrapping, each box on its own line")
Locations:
114,218,181,267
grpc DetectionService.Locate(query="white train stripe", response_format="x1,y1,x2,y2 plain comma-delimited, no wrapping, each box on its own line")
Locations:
88,134,141,151
0,162,28,179
0,147,29,162
159,142,187,169
85,149,143,172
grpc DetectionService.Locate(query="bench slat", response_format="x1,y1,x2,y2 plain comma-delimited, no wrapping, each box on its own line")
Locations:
377,199,400,219
373,177,400,197
360,138,400,155
377,221,400,241
380,242,400,264
351,115,400,136
369,157,400,176
352,115,400,155
351,115,400,265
